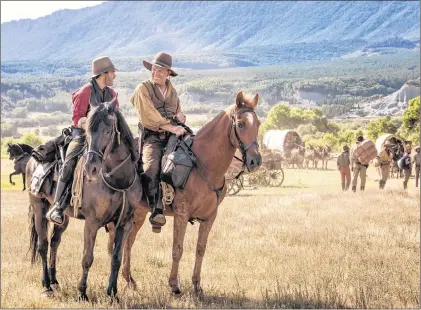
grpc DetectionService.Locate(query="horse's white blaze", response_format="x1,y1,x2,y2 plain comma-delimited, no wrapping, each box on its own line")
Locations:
245,112,255,125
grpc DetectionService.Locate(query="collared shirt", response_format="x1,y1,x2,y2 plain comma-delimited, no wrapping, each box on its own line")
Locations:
71,82,119,127
130,79,181,132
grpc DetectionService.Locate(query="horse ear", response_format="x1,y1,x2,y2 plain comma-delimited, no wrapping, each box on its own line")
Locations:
7,143,12,147
110,94,118,110
235,91,244,108
252,93,259,107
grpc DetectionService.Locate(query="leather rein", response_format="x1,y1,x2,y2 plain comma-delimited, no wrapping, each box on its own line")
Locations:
228,107,259,180
86,114,137,228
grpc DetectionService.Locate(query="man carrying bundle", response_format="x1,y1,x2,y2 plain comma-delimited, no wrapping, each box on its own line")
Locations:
350,135,378,192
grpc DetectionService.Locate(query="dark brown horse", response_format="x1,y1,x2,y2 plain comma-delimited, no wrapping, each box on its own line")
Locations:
27,97,141,300
7,143,33,190
110,91,262,297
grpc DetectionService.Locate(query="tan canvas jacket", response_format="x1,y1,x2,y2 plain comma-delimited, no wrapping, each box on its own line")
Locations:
130,79,181,132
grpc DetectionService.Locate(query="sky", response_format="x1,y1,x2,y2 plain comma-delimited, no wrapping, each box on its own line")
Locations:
1,1,105,23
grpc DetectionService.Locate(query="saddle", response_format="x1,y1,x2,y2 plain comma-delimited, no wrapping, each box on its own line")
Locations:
28,129,84,198
31,127,72,163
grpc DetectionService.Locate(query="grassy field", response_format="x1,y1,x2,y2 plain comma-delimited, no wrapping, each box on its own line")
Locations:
0,159,419,308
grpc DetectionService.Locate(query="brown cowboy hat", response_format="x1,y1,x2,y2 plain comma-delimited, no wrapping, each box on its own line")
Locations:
143,52,178,77
91,56,118,77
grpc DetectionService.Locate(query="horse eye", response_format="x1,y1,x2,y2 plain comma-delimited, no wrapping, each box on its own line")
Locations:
237,122,244,129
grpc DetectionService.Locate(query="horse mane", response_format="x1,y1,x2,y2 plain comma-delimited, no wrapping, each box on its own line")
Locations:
196,111,227,138
87,103,137,160
196,96,257,138
18,143,34,153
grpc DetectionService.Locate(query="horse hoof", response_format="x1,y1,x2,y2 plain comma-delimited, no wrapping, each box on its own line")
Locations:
78,293,89,302
108,295,120,305
126,280,138,291
11,182,15,186
41,288,54,298
194,287,204,299
51,283,60,291
171,288,182,297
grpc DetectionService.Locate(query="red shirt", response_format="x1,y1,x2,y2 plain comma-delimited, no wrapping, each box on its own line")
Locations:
71,83,119,127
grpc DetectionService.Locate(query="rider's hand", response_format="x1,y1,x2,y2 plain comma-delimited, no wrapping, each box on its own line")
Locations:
172,125,187,137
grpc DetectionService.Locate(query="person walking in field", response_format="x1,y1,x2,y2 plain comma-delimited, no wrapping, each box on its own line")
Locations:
351,135,368,192
377,142,392,189
413,146,420,188
400,145,413,190
337,145,351,191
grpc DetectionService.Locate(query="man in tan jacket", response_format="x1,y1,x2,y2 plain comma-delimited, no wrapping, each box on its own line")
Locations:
130,52,186,229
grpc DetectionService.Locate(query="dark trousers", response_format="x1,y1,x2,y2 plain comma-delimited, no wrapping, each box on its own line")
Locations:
59,135,86,183
142,132,178,197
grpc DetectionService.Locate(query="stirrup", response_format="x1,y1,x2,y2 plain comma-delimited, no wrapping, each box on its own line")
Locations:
149,212,166,227
46,205,65,226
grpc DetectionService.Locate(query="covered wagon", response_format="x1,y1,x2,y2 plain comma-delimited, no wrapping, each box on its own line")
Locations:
375,134,405,153
263,130,303,153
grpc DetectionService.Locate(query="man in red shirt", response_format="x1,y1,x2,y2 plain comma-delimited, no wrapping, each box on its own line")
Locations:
46,56,119,225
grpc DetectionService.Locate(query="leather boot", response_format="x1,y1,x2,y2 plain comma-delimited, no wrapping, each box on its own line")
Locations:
148,191,166,228
352,185,356,193
46,179,68,225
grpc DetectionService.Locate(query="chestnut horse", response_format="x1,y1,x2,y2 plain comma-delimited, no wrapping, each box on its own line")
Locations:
109,91,262,296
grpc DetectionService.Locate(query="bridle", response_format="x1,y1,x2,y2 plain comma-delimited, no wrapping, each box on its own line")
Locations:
228,107,259,178
86,113,137,228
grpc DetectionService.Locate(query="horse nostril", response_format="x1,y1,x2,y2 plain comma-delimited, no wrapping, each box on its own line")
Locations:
92,166,97,175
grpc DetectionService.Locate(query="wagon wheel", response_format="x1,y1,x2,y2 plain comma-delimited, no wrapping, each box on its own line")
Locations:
248,173,259,186
227,174,243,196
248,166,269,187
266,168,284,187
259,167,270,186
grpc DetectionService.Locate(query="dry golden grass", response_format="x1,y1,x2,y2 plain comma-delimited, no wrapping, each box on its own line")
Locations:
1,159,419,308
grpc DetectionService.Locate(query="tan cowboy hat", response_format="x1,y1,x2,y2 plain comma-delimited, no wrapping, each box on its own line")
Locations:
91,56,118,77
143,52,178,77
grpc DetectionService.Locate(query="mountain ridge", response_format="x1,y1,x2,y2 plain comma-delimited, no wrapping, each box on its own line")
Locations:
1,1,419,62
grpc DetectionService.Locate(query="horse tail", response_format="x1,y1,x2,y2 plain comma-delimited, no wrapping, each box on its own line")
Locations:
28,204,38,265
